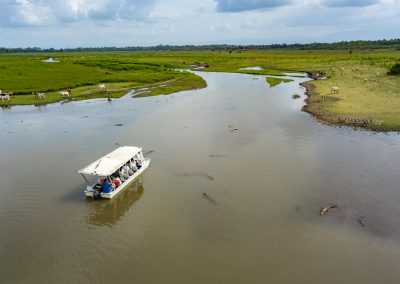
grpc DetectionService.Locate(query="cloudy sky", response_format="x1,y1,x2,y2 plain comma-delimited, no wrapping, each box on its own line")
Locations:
0,0,399,48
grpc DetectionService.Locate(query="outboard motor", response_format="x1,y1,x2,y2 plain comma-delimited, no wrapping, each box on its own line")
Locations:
93,188,101,200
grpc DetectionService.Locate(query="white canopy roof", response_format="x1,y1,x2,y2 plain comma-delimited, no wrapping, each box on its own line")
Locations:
78,146,141,176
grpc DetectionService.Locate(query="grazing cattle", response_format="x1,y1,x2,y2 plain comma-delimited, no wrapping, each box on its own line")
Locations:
331,86,339,95
99,84,106,90
363,78,368,84
319,92,326,101
376,72,381,77
33,92,46,99
59,91,70,96
0,94,10,101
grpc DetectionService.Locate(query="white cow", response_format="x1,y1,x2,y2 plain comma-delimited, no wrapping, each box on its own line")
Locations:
59,91,70,96
99,84,106,90
331,86,339,94
0,94,10,101
34,92,46,99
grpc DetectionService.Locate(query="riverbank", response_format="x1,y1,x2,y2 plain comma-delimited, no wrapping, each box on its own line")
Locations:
301,80,384,130
301,66,400,132
0,72,206,106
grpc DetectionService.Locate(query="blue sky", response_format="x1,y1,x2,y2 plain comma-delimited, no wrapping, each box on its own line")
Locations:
0,0,399,48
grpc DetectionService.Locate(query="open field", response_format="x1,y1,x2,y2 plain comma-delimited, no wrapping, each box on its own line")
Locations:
0,53,206,105
0,50,399,130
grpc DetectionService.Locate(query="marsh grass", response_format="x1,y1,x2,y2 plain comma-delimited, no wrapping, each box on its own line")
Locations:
136,73,207,97
266,77,294,87
0,53,206,105
1,50,399,130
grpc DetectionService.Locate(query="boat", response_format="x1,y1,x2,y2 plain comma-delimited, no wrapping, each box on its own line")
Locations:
78,146,150,199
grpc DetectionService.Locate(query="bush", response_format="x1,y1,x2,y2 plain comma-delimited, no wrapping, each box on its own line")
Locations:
388,62,400,75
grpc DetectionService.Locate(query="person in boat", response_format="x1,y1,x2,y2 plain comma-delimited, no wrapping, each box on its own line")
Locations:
123,163,132,177
119,168,126,182
129,158,138,173
101,177,112,193
111,175,121,188
136,159,142,169
121,165,129,179
94,177,106,191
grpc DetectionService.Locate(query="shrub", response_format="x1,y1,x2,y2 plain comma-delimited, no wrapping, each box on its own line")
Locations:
388,62,400,75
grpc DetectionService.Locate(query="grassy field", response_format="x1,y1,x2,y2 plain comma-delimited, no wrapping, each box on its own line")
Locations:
0,49,399,130
0,52,206,105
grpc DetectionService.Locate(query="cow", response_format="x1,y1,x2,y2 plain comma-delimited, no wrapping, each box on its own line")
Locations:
33,92,46,99
331,86,339,95
59,89,70,96
0,94,10,101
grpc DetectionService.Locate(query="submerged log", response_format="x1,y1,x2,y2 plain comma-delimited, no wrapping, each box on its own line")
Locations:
320,204,337,216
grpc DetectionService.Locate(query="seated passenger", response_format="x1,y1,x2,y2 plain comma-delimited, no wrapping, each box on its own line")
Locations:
129,159,138,172
123,164,131,177
119,170,126,182
112,176,121,187
101,178,112,193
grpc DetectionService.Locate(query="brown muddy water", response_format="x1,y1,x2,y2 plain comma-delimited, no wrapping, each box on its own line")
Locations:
1,71,400,283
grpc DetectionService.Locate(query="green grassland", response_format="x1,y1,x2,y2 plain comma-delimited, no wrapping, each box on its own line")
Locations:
0,52,206,105
0,49,399,130
266,77,294,87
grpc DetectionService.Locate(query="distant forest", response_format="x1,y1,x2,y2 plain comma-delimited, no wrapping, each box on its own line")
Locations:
1,39,400,53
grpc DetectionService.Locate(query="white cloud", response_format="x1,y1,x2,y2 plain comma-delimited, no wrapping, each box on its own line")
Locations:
0,0,398,47
216,0,290,12
0,0,156,26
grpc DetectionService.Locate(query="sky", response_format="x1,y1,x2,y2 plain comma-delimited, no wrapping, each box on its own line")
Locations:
0,0,399,48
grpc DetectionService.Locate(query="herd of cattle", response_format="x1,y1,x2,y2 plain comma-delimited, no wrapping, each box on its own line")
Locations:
0,84,108,102
0,68,385,103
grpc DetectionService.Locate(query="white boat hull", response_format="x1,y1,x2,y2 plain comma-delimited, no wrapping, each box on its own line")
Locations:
84,158,150,199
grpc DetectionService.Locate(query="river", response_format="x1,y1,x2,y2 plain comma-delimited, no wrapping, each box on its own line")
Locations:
0,71,399,283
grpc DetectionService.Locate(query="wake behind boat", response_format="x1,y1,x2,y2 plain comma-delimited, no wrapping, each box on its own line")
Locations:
78,146,150,199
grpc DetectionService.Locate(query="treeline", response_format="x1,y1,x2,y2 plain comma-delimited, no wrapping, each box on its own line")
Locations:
1,39,400,53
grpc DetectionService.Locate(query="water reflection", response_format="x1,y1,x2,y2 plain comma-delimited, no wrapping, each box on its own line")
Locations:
86,177,145,227
0,104,12,110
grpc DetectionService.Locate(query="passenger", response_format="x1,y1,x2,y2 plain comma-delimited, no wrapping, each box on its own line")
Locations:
137,159,142,169
119,170,125,182
122,164,131,177
129,159,138,173
112,176,121,188
101,177,112,193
